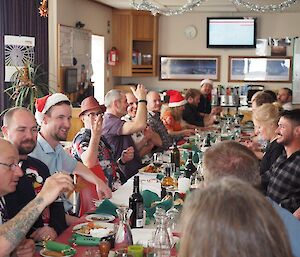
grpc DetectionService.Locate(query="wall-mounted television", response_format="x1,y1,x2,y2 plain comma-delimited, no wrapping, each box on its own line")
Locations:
64,68,78,93
207,17,256,48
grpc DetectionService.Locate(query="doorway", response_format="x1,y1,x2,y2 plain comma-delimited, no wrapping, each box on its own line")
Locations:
91,35,105,103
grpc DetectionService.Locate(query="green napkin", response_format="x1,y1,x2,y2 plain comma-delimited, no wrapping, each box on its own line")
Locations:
69,234,101,246
156,173,164,181
45,241,76,255
142,190,173,218
142,190,160,208
181,144,193,150
95,199,118,216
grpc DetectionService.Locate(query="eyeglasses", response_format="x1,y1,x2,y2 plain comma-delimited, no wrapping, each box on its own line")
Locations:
86,112,103,117
0,162,19,170
128,101,138,106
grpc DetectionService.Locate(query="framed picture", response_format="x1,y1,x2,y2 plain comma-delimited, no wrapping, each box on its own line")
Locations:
159,55,220,81
228,56,292,82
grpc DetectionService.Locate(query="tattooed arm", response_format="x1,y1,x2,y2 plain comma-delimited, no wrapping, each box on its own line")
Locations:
0,173,74,256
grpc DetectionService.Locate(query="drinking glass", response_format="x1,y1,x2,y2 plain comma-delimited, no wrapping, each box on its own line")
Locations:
153,153,163,168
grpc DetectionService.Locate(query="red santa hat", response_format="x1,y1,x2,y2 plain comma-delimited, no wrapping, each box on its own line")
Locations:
35,93,70,125
166,90,186,108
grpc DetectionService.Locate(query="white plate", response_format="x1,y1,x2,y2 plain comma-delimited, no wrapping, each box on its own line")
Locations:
139,170,159,177
139,164,160,175
72,221,115,238
85,214,115,222
40,248,74,257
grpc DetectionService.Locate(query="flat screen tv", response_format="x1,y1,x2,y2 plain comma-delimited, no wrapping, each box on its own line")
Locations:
64,68,78,93
207,17,256,48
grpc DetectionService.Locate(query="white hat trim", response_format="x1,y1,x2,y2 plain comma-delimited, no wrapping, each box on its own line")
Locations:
169,99,187,108
35,93,70,126
200,78,213,86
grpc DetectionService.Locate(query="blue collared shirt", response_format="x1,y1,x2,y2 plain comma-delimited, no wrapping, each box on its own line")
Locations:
29,133,77,175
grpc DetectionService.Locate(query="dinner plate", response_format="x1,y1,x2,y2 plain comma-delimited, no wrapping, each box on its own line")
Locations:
85,214,115,222
40,248,74,257
139,164,160,175
72,221,115,238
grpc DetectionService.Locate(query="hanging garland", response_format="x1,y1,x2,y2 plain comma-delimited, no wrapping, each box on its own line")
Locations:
131,0,300,16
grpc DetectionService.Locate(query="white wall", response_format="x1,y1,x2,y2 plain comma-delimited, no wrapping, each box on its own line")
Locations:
50,2,300,93
49,0,114,94
121,11,300,92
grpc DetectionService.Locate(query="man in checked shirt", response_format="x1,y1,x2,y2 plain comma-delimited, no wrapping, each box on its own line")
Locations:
263,109,300,213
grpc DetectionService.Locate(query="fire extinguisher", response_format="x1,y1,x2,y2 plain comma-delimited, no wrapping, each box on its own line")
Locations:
108,47,119,66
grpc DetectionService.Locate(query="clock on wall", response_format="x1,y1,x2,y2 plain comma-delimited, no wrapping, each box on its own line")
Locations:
184,25,198,40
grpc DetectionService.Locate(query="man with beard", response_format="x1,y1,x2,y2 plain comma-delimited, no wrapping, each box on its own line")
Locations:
0,138,74,257
277,88,293,110
263,109,300,213
2,107,67,241
146,91,174,151
29,93,112,213
102,85,147,180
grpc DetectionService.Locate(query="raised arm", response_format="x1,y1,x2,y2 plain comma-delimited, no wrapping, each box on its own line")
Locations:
0,173,73,256
121,85,147,135
81,115,102,168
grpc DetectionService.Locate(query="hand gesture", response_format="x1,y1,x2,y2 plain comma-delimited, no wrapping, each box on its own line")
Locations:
131,84,147,101
183,129,195,137
90,114,103,139
38,173,74,206
95,179,112,199
121,146,134,163
30,226,57,241
211,106,222,115
14,239,35,257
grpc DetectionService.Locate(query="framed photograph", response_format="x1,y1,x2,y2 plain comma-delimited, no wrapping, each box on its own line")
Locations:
159,55,220,81
228,56,292,82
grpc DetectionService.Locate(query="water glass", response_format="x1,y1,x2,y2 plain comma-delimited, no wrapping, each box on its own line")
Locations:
153,153,163,168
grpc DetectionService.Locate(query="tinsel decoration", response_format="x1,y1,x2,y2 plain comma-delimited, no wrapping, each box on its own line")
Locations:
131,0,300,15
39,0,48,17
231,0,300,12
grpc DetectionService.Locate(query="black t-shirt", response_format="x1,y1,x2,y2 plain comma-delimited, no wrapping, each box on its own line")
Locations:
5,156,68,236
260,140,284,193
183,103,204,127
197,94,211,114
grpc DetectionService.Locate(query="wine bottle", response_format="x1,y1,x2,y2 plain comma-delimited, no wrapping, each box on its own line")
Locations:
129,176,144,228
170,141,180,174
202,133,211,151
184,151,197,179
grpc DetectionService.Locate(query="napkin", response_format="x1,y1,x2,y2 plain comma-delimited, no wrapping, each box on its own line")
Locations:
142,190,173,218
95,199,118,216
45,241,76,255
69,234,101,246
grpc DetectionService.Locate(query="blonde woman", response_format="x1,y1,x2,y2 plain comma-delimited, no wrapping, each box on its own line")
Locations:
161,90,195,137
252,103,284,182
179,177,293,257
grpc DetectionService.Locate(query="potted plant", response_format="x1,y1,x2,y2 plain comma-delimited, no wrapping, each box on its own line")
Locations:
3,63,52,114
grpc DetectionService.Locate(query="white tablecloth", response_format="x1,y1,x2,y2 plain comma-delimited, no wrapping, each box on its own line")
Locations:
110,173,161,207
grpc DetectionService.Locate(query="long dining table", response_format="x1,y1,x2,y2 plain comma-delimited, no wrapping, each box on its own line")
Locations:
35,173,169,256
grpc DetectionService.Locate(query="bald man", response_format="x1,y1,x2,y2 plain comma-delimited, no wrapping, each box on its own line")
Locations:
0,138,74,256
